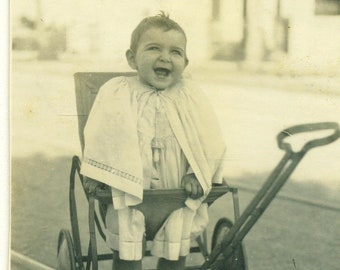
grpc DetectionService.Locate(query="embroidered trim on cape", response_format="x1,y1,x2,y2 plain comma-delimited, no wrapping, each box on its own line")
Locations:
83,157,142,184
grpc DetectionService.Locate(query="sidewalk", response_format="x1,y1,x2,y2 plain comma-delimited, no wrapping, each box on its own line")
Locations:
189,60,340,96
11,54,340,96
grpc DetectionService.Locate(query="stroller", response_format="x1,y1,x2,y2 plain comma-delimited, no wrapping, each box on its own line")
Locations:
57,72,339,270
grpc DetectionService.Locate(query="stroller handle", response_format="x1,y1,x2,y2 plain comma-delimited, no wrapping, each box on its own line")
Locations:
277,122,340,154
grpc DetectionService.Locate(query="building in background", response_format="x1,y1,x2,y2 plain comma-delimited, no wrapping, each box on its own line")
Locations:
281,0,340,72
11,0,340,73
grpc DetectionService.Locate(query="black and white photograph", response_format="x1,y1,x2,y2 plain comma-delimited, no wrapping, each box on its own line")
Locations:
9,1,340,270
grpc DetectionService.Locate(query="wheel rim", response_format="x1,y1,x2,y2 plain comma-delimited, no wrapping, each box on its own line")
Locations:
57,229,77,270
211,218,247,270
212,218,233,249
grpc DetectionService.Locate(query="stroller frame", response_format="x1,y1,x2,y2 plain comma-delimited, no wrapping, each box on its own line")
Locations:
58,72,245,270
57,72,340,270
68,155,241,270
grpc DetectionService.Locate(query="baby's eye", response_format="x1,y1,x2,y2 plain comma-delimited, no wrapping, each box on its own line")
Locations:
148,46,160,51
172,50,183,56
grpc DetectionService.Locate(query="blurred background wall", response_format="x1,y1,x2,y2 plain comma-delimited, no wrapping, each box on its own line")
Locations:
11,0,340,73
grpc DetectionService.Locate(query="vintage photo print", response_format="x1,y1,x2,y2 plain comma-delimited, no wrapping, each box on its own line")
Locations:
10,1,340,270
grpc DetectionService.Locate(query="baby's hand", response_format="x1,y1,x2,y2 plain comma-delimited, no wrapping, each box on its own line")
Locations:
181,173,203,199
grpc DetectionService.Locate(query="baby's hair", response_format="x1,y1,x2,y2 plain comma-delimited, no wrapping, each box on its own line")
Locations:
130,11,187,53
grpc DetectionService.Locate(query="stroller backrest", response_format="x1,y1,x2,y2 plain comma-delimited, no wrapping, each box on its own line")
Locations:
74,72,136,152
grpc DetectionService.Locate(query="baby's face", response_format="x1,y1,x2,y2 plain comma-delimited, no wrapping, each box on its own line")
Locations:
129,27,187,90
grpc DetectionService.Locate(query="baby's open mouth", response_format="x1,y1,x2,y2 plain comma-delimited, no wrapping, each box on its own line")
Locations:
154,67,171,77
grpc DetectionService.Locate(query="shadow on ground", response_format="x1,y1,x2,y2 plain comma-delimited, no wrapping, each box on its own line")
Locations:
11,153,340,270
11,154,93,268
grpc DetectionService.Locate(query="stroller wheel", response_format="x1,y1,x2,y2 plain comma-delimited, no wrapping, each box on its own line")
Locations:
57,229,77,270
211,218,247,270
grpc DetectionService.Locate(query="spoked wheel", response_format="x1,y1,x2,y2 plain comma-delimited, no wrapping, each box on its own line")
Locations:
210,218,247,270
57,229,77,270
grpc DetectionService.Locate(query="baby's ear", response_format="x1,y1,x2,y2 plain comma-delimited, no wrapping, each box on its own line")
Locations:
185,57,189,67
126,49,137,70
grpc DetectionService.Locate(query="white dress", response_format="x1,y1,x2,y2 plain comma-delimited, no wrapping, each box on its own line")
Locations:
82,76,226,260
137,87,190,189
105,79,208,260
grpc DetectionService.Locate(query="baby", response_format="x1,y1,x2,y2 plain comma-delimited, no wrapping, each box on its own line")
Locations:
82,13,226,270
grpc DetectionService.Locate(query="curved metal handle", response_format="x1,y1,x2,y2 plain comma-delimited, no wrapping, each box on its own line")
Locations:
277,122,340,154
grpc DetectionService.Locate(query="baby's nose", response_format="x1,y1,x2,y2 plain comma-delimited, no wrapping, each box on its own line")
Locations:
159,51,170,62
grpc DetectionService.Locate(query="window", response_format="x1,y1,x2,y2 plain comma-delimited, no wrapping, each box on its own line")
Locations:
315,0,340,15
